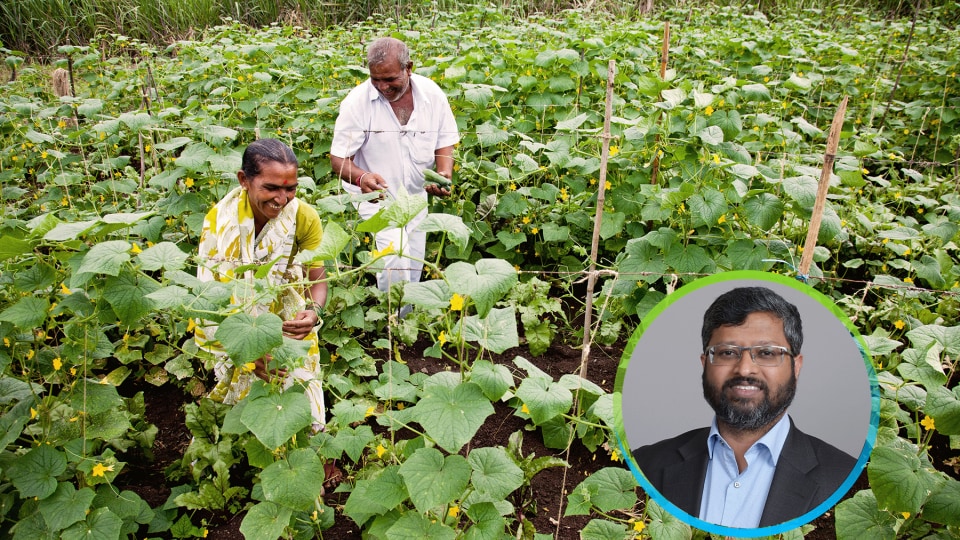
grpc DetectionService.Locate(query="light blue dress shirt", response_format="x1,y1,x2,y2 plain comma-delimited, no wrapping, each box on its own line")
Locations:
698,414,792,528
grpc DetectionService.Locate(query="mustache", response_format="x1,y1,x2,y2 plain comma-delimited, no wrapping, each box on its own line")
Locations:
723,377,767,391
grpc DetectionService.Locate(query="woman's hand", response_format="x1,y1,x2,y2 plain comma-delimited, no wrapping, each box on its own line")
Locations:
253,354,287,382
282,310,319,340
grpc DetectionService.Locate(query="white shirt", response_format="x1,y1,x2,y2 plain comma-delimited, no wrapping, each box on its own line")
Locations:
330,73,460,200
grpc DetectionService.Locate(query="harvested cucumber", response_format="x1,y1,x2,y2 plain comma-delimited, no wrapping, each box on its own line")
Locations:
423,169,452,187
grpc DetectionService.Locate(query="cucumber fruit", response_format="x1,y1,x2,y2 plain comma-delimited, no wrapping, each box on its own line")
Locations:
423,169,452,187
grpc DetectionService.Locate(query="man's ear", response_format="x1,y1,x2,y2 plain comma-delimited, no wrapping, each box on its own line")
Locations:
793,353,803,378
700,353,707,369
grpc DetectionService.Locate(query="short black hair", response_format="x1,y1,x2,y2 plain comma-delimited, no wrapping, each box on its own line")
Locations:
240,138,298,180
701,286,803,355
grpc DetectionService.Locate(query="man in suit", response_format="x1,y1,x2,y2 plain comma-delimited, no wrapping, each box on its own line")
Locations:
632,286,856,529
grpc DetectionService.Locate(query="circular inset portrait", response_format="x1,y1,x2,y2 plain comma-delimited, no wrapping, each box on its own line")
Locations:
615,271,878,537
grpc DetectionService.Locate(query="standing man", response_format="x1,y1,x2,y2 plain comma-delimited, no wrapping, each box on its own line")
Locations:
330,37,459,305
631,287,856,529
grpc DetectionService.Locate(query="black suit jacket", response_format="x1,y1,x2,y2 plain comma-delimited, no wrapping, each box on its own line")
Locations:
632,418,857,527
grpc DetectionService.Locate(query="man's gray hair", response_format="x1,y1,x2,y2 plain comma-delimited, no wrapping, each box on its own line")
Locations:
367,37,411,69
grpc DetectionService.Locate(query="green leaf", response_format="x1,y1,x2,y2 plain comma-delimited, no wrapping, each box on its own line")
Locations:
241,386,313,449
138,242,189,272
688,188,726,227
515,376,572,425
782,175,818,209
174,142,215,171
403,279,453,310
0,235,34,262
645,498,692,540
710,110,743,139
469,360,513,401
384,511,457,540
476,122,510,147
103,272,159,324
0,296,49,329
344,466,408,526
260,448,325,511
418,213,471,251
926,386,960,435
580,519,628,540
39,483,96,531
835,489,896,540
8,445,67,499
698,125,724,146
565,467,638,516
464,502,507,540
461,307,520,354
408,381,494,453
741,83,772,101
77,240,133,276
906,325,960,356
215,312,283,365
446,259,517,319
467,447,524,499
923,477,960,526
61,507,123,540
398,447,471,513
239,501,292,540
742,192,783,230
867,445,938,513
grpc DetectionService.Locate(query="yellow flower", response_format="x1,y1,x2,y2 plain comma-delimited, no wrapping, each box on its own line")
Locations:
376,444,386,459
920,415,935,431
521,404,530,414
904,277,914,284
70,367,77,375
185,177,194,188
634,520,646,532
242,362,256,373
895,191,902,199
41,151,48,159
712,153,720,164
450,293,465,311
130,243,142,254
717,214,727,225
903,248,911,256
894,320,905,330
144,144,151,152
61,282,73,295
604,180,611,190
438,331,447,345
901,512,911,519
2,338,8,347
30,407,37,419
91,463,114,477
448,505,460,518
522,216,530,224
187,319,197,333
372,242,396,258
763,76,770,83
882,238,889,244
58,120,67,129
365,406,376,417
609,146,620,157
862,168,869,174
53,357,62,371
611,450,621,462
26,350,35,360
704,105,714,116
508,183,516,191
531,227,539,234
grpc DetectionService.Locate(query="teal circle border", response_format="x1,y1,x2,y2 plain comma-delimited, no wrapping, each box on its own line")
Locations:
613,270,880,537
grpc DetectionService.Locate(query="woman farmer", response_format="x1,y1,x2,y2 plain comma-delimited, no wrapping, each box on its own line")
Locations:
194,138,328,431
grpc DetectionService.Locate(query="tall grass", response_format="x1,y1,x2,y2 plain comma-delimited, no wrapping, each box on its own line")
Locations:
0,0,956,59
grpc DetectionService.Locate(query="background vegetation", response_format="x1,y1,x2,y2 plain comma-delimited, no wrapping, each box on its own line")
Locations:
1,1,959,539
1,0,958,59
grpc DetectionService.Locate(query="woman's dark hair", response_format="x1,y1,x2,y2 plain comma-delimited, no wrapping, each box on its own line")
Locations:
240,138,298,180
701,286,803,355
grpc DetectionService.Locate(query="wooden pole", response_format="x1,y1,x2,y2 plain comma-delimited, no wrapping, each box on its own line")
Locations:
649,21,670,186
798,96,848,276
579,60,616,380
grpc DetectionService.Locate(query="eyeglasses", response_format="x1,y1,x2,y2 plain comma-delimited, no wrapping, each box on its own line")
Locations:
705,345,793,367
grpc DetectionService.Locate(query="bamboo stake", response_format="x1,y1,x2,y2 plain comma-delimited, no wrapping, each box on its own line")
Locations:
798,96,848,277
579,60,616,380
649,21,670,186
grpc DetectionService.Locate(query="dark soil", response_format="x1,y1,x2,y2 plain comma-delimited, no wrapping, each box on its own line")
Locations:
116,339,853,539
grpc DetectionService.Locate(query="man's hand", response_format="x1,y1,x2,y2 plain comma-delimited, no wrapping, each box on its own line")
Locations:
425,182,450,197
282,310,319,340
358,172,388,194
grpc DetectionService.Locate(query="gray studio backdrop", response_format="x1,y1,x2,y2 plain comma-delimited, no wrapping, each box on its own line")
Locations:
621,277,873,459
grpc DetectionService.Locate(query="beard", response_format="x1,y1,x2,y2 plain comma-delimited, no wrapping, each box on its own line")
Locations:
702,367,797,432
